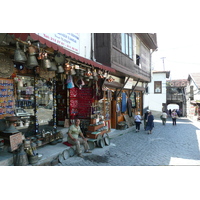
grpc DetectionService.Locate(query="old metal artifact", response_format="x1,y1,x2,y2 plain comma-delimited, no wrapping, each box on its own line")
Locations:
14,41,27,63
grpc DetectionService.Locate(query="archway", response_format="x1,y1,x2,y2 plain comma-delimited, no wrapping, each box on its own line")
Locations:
167,104,179,111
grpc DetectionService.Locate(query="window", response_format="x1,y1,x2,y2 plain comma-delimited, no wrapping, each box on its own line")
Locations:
154,81,162,94
190,86,194,100
121,33,133,59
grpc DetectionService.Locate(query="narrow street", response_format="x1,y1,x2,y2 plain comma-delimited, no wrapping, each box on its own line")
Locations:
57,117,200,166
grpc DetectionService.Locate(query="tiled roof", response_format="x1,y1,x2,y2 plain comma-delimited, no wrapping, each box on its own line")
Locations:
166,79,188,87
189,73,200,89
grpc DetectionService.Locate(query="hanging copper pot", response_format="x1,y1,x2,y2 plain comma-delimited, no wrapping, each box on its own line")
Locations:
26,55,38,69
14,41,27,63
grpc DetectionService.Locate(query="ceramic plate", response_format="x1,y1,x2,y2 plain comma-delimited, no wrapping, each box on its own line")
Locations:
99,139,105,148
96,134,102,147
104,136,110,146
63,150,69,160
58,154,64,163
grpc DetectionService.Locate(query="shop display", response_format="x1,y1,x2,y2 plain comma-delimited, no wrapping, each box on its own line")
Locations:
0,78,15,119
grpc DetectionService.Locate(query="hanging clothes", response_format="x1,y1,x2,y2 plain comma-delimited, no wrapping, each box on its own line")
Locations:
127,98,132,117
121,92,127,112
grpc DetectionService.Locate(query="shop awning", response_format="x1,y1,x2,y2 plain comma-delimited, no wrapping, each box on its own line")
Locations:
9,33,115,73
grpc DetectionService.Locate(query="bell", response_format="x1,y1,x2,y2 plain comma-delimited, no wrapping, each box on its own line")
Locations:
26,55,38,69
42,54,51,69
14,41,27,63
57,65,64,73
48,61,57,71
70,67,76,75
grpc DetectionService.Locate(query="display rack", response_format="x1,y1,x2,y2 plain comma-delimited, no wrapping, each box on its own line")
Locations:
0,78,15,119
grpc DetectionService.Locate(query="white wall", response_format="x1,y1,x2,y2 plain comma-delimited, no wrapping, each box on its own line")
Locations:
143,72,167,116
79,33,91,59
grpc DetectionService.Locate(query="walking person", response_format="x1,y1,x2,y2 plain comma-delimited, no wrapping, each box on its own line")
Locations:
160,111,167,125
169,109,172,117
134,112,142,132
145,111,154,134
143,110,150,130
171,109,178,125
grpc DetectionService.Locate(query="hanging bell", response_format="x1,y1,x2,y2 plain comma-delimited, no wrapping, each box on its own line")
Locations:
42,53,51,69
57,65,64,73
48,61,57,71
70,66,76,75
14,41,27,63
26,55,38,69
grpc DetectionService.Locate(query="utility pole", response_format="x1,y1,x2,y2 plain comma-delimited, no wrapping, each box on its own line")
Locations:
161,57,166,71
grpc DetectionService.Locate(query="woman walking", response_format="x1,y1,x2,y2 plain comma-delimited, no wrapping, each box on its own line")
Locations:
134,112,142,132
145,111,154,134
171,109,178,125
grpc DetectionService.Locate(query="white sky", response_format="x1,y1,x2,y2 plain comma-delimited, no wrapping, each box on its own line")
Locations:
152,32,200,80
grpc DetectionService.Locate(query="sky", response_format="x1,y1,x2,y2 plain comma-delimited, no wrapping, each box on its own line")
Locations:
152,32,200,80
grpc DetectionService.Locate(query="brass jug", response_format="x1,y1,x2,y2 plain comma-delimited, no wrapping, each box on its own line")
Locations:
14,41,27,63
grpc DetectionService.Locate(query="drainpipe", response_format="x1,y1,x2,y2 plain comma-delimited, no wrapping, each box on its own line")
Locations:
91,33,96,61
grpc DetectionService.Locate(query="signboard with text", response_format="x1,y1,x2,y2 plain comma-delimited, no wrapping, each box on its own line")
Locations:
36,33,80,53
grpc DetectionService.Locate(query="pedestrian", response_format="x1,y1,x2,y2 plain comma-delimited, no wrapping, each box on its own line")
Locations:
134,112,142,132
169,109,172,117
171,109,178,125
160,111,167,125
67,119,92,158
143,109,150,130
145,111,154,134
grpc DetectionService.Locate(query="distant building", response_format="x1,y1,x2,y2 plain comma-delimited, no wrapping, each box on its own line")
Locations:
143,70,170,117
187,73,200,121
166,79,187,117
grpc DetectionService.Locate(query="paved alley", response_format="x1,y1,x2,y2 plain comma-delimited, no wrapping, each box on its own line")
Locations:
57,117,200,166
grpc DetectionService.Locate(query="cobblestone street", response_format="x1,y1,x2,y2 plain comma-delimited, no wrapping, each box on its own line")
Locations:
57,117,200,166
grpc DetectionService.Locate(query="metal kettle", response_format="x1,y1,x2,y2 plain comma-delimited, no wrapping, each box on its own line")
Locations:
14,41,27,63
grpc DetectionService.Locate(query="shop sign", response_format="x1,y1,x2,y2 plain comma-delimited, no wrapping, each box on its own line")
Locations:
36,33,80,53
124,77,134,89
10,132,22,151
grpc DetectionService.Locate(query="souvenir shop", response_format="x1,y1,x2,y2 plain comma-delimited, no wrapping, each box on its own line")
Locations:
0,33,117,154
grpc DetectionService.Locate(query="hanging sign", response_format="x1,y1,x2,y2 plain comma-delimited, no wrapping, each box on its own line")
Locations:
36,33,80,53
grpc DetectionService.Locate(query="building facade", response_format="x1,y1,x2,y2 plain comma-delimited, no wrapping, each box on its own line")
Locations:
144,71,170,117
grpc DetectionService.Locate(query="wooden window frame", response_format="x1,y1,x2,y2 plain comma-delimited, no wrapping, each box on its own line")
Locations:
154,81,162,94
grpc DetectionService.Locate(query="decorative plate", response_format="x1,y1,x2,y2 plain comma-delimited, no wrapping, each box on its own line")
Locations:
62,150,69,160
0,53,14,78
58,154,64,163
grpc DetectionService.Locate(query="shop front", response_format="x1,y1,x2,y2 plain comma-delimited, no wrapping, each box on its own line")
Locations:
0,33,116,157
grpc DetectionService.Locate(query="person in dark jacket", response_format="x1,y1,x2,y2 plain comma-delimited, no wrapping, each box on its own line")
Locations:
145,112,154,134
143,110,150,130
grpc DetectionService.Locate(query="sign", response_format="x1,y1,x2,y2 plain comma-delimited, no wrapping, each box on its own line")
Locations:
36,33,80,53
10,132,22,151
124,77,134,89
